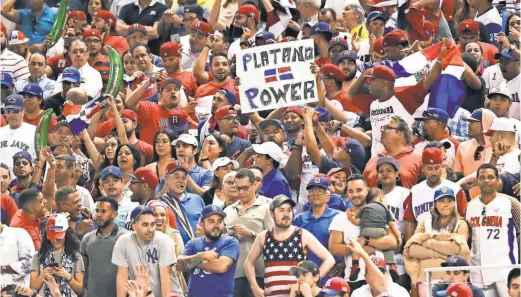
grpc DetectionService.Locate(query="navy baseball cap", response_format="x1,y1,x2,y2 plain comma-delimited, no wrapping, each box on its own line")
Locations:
306,176,330,191
101,166,124,180
376,155,400,171
290,260,320,276
367,11,387,22
311,22,333,39
463,108,483,122
494,49,518,61
4,94,24,110
0,72,13,88
260,119,285,132
441,255,469,267
433,186,456,201
200,204,226,220
316,106,332,122
255,31,275,41
130,205,156,223
336,50,358,63
415,108,449,124
20,83,43,98
62,67,81,83
216,88,237,106
13,151,33,163
183,5,204,20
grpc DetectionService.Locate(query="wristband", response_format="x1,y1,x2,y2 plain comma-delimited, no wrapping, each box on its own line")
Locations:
201,159,209,162
204,45,211,50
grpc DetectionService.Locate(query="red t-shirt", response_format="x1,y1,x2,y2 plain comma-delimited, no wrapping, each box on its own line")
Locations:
314,57,331,68
134,140,154,164
332,90,361,113
104,35,130,56
1,194,19,225
0,114,6,127
168,71,199,98
48,55,73,77
135,101,172,144
23,112,57,131
10,209,41,250
194,78,239,100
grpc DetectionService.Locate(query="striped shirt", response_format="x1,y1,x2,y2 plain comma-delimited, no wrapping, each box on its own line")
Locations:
0,49,30,80
263,227,304,297
89,54,111,91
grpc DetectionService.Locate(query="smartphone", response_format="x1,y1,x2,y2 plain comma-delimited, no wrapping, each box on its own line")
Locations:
171,34,180,43
48,263,59,268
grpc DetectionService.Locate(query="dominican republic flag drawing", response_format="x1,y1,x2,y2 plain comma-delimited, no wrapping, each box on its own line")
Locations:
380,41,466,117
264,66,294,83
62,97,105,135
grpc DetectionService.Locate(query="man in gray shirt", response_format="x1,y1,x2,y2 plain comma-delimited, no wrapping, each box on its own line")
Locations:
80,197,127,297
112,205,182,297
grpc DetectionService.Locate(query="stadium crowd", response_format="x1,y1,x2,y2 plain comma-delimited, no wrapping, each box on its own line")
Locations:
0,0,520,295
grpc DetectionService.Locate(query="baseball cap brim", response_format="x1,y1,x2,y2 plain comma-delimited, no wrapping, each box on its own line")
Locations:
494,52,516,60
487,92,512,101
321,289,345,296
434,194,456,201
370,0,396,7
436,290,449,297
172,122,189,132
289,266,311,276
4,105,23,110
327,167,353,178
463,116,480,122
102,172,123,180
202,210,226,220
328,41,349,51
62,77,80,83
1,81,13,88
259,119,284,131
166,167,189,175
306,183,329,191
47,230,66,240
19,90,41,97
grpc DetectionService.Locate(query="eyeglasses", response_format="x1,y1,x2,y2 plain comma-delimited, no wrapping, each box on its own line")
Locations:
70,49,87,54
380,125,400,132
481,206,487,225
5,109,21,114
254,177,262,183
221,116,238,122
308,187,326,194
474,146,485,161
224,180,235,185
235,185,252,192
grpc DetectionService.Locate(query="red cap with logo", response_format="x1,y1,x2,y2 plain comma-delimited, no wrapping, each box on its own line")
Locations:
128,24,148,35
169,108,189,132
83,28,102,40
192,21,214,37
121,109,137,122
160,42,181,58
320,64,344,81
458,19,479,34
215,105,237,121
373,37,385,54
321,277,351,295
437,283,473,297
95,10,117,28
370,256,387,269
68,11,87,21
422,147,443,165
284,106,303,118
236,4,260,22
365,65,395,81
166,160,189,174
134,167,159,189
383,30,408,47
405,8,435,42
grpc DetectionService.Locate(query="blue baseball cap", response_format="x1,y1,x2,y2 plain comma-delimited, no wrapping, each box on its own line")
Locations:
494,49,518,61
13,151,33,163
441,255,469,267
1,72,13,88
130,205,156,223
62,67,81,83
100,166,123,180
415,108,449,124
20,83,43,98
433,186,456,201
200,204,226,220
463,108,483,122
216,88,237,106
306,176,330,191
367,11,387,22
4,94,24,110
255,31,275,41
315,106,332,122
336,50,358,63
345,139,366,171
259,119,286,132
311,22,333,39
376,155,400,171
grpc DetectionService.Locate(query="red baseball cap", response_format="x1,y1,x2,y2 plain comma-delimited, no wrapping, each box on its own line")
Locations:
166,160,189,175
0,22,6,37
370,256,387,270
458,19,479,34
320,64,344,81
160,42,181,58
281,36,297,42
128,24,147,35
365,65,395,81
422,147,443,165
236,4,260,22
437,283,473,297
321,277,351,295
370,0,397,7
46,214,69,240
159,78,182,91
405,8,435,42
83,28,102,40
192,21,214,37
133,167,159,189
68,11,87,21
95,10,117,28
327,167,353,178
373,37,385,55
121,109,137,122
383,30,408,47
215,105,237,121
284,106,303,118
169,108,189,132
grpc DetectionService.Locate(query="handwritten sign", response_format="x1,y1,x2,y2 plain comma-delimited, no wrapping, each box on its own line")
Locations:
237,39,318,113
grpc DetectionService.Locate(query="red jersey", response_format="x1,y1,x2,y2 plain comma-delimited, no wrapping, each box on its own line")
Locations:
168,71,199,98
0,114,6,127
48,55,73,77
135,101,172,144
10,210,41,250
194,77,239,100
1,194,19,225
315,57,331,68
23,112,57,131
331,90,361,113
104,35,130,56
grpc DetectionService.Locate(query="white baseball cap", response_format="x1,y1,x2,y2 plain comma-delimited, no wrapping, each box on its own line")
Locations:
485,117,517,136
212,157,239,171
487,85,512,101
252,141,285,163
172,134,198,147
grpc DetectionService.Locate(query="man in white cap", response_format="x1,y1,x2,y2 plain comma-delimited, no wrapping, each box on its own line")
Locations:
485,117,520,175
487,85,521,147
250,141,291,199
7,30,29,60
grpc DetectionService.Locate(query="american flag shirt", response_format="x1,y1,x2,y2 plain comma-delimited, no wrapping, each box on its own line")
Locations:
263,227,306,297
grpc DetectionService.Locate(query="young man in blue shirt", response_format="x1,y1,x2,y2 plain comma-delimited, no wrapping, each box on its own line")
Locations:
251,141,291,199
177,204,240,297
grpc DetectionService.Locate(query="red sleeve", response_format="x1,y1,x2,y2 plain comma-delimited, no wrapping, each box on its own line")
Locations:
395,82,428,115
314,57,331,68
47,56,59,75
136,101,156,119
97,120,115,137
351,93,376,115
112,38,130,56
456,189,468,217
0,115,6,127
194,84,205,99
440,0,454,22
403,193,416,222
49,117,58,132
2,195,19,225
167,208,178,229
185,75,199,98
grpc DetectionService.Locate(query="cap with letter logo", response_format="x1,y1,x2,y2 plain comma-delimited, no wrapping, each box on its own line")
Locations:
422,147,443,165
306,176,330,191
169,108,189,132
436,283,473,297
321,277,351,296
1,72,14,88
46,214,69,240
414,108,449,124
433,186,456,201
192,21,213,37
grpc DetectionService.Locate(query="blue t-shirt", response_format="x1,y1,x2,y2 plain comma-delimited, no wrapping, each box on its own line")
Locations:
303,194,353,212
183,235,240,297
188,165,214,190
223,137,252,158
260,168,291,199
18,5,57,44
159,192,205,243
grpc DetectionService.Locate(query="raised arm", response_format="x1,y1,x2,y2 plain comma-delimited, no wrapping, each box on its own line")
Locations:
1,0,20,24
284,132,304,180
79,129,103,166
193,44,211,84
125,74,150,111
303,107,323,168
108,96,129,145
314,121,336,158
339,122,372,148
208,0,227,31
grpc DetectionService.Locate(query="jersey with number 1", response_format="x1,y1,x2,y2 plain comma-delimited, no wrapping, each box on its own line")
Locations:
466,194,520,286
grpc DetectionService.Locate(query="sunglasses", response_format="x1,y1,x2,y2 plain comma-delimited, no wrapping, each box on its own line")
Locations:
5,109,21,114
474,146,485,161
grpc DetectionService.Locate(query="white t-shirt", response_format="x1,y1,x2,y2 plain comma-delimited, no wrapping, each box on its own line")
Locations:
54,63,103,98
503,75,520,120
296,146,322,212
76,185,96,213
0,123,37,171
0,225,35,286
351,280,410,297
384,186,409,275
496,148,521,175
482,64,504,90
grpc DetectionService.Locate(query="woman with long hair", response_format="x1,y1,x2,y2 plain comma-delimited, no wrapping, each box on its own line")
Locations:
115,143,142,185
403,187,469,297
146,129,177,180
198,134,226,170
201,157,238,206
123,50,137,77
30,214,84,297
465,42,489,75
85,0,106,24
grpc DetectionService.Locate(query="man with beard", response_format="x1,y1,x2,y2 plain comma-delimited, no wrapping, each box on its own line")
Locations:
81,196,127,297
178,205,240,297
319,63,361,113
282,106,304,142
197,88,238,144
159,41,198,97
0,24,29,80
9,151,37,197
215,105,252,157
14,52,55,100
335,50,358,92
130,167,159,205
84,29,110,90
127,78,182,144
54,185,95,239
44,67,81,116
92,10,129,56
465,164,520,297
100,166,138,227
113,205,183,297
312,22,334,67
195,53,239,99
7,30,29,60
403,147,467,241
10,188,45,250
245,195,335,297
